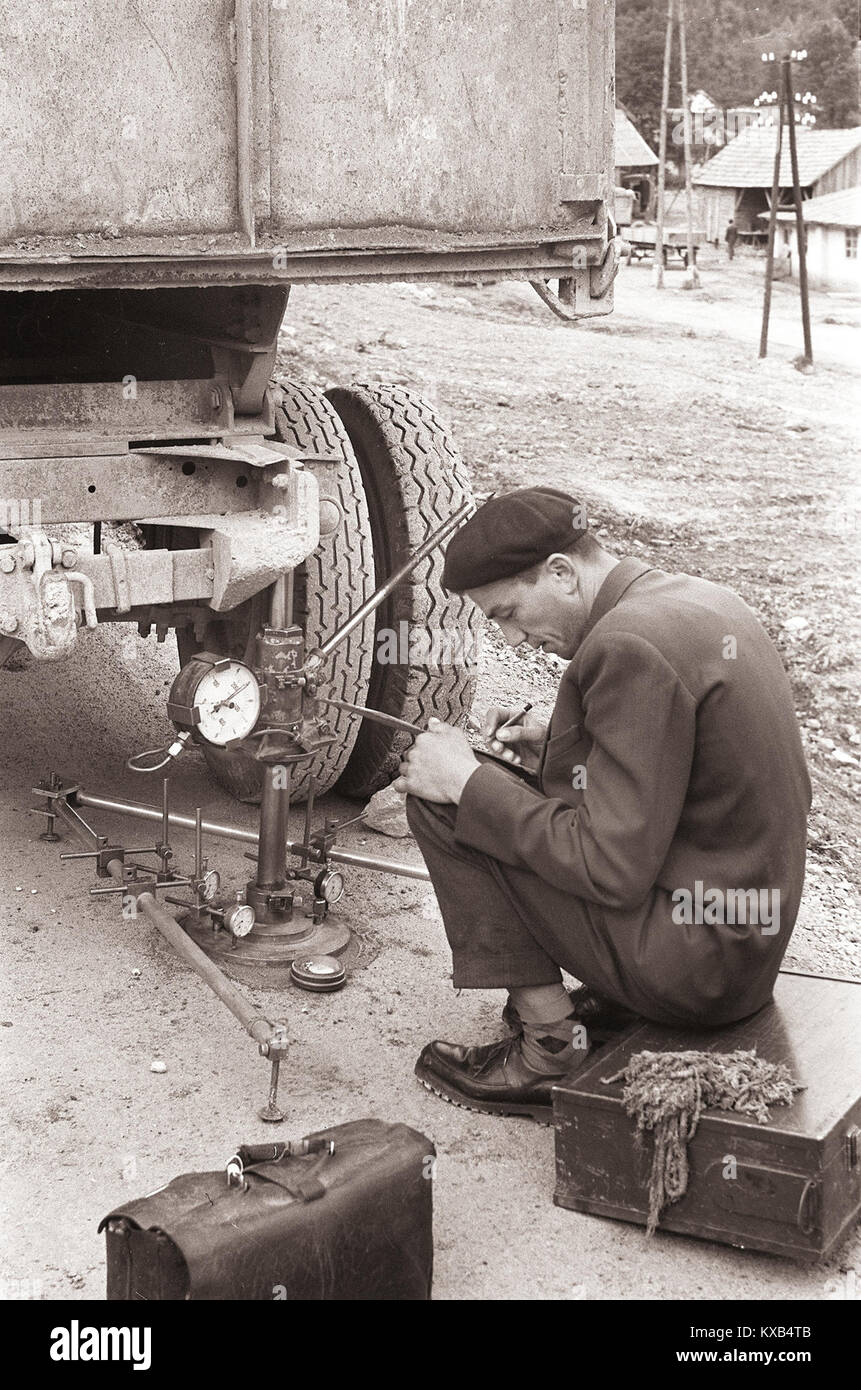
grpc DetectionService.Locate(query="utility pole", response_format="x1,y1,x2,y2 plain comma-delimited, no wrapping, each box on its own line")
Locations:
677,0,700,287
758,104,783,357
783,54,813,362
758,51,813,362
653,0,674,288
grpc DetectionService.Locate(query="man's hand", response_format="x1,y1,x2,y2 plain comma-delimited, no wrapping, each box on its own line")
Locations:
393,719,481,804
481,704,548,770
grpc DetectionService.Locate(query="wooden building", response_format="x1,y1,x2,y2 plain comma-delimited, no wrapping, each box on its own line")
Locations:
614,107,658,220
759,187,861,291
693,126,861,244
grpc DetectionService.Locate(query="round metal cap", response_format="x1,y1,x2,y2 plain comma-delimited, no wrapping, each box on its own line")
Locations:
290,954,347,992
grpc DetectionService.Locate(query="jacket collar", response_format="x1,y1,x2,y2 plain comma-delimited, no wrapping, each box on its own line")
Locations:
581,558,654,641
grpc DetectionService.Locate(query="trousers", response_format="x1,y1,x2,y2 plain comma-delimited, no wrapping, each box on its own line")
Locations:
405,794,778,1027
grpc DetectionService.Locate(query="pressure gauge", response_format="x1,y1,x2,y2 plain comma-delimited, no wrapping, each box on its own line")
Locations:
223,903,255,938
314,868,345,905
200,869,221,904
168,653,261,747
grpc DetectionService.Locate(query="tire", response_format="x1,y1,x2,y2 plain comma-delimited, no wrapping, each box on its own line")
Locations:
325,384,479,799
178,381,377,803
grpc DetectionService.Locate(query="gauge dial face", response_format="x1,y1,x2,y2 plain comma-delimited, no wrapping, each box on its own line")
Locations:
200,869,221,904
226,903,255,938
193,660,261,746
318,870,345,904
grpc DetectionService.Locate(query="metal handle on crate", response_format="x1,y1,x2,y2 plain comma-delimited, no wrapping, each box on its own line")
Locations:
795,1177,818,1235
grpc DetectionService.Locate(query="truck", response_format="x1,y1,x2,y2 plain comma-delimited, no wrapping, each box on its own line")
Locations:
0,0,617,802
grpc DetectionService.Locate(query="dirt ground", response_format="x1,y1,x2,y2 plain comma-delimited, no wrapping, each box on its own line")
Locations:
1,247,858,1301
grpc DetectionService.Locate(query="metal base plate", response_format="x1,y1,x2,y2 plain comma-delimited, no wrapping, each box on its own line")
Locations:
183,913,354,975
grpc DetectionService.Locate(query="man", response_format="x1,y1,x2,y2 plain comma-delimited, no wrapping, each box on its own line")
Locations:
725,218,739,260
395,487,811,1122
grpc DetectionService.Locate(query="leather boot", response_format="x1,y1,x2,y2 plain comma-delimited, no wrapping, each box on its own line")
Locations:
415,1033,592,1123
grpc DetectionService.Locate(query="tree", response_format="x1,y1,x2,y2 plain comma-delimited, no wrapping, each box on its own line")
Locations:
616,0,669,145
802,16,860,127
616,0,860,137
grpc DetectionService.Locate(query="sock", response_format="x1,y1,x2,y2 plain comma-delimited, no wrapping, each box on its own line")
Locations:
508,983,589,1075
508,983,569,1022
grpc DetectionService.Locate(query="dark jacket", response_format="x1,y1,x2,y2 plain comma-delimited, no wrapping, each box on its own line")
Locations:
454,559,811,1023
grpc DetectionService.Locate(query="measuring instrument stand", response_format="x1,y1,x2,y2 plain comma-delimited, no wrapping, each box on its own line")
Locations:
28,504,468,1117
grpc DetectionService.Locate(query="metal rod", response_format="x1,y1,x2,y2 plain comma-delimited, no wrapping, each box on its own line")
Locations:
76,791,430,881
54,798,101,849
269,571,293,629
260,1045,286,1124
132,884,275,1044
318,697,423,737
315,500,472,661
300,779,316,867
194,808,203,881
161,778,170,848
321,846,429,881
91,877,193,896
80,792,258,843
257,764,289,888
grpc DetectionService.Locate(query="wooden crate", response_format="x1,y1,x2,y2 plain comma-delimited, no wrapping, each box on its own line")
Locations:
553,972,861,1261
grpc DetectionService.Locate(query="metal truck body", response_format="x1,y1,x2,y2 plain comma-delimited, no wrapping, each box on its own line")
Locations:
3,0,614,287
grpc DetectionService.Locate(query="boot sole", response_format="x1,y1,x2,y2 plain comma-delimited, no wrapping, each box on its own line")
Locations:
415,1064,554,1125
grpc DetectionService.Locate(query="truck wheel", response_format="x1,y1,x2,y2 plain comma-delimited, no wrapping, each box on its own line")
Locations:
325,384,479,799
178,381,377,803
0,636,29,670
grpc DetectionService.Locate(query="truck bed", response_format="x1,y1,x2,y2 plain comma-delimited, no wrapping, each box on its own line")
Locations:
1,0,614,290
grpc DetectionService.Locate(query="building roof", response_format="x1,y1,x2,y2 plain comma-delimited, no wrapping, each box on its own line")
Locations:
758,186,861,228
693,126,861,189
615,109,658,169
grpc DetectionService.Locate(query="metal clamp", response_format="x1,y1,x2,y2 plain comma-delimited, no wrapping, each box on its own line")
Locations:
530,237,624,321
0,529,95,659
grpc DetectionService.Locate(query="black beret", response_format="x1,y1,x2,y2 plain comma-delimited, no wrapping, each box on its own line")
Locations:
442,487,588,592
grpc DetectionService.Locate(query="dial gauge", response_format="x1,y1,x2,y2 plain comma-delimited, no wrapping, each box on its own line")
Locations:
168,655,261,747
224,903,255,938
200,869,221,904
194,661,261,745
315,868,345,904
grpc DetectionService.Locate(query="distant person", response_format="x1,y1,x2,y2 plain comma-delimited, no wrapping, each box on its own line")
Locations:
725,218,739,260
773,242,792,280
